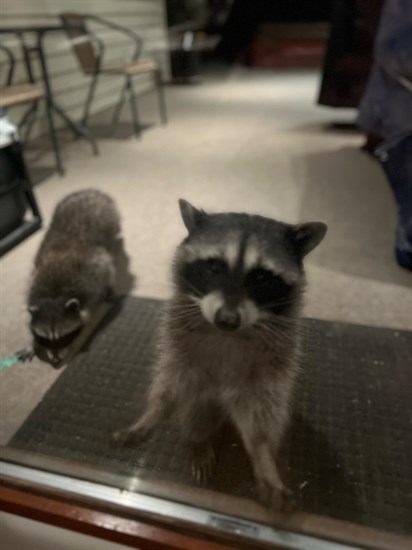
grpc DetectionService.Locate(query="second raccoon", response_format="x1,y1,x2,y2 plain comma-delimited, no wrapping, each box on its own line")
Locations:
28,189,121,365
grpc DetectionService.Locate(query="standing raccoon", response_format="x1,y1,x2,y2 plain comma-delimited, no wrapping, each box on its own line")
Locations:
28,189,121,365
114,199,327,510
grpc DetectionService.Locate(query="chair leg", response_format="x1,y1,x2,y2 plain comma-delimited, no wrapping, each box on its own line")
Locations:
127,75,141,137
82,73,99,127
44,99,64,176
111,81,128,135
54,105,99,156
155,69,167,125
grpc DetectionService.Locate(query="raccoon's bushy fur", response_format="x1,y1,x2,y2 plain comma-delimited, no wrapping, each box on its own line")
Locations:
114,199,327,511
28,189,121,364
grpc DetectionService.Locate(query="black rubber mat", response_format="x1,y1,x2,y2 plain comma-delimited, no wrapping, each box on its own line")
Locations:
10,297,412,535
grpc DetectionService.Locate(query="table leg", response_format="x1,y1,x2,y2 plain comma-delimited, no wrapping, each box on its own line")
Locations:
19,102,39,143
36,33,64,175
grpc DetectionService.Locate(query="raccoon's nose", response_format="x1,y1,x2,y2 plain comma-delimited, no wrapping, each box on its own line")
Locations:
215,308,241,331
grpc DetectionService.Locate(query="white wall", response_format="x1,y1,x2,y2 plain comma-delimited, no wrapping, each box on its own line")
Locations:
0,0,170,135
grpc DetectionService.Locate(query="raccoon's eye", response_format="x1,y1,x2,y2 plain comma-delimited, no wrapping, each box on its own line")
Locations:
28,305,40,317
248,268,275,286
205,259,227,275
65,298,80,313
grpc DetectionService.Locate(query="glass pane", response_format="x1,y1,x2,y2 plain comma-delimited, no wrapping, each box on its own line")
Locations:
1,1,411,548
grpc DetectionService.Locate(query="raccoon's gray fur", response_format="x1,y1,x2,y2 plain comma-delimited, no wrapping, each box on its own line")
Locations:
114,199,327,510
28,189,121,365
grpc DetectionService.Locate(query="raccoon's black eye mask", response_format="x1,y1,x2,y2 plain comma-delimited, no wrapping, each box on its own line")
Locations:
180,258,228,295
204,258,227,275
181,258,293,309
31,327,83,350
244,268,293,311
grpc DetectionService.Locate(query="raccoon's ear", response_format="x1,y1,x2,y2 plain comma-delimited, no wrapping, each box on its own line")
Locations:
28,305,39,316
65,298,80,313
179,199,206,233
294,222,327,257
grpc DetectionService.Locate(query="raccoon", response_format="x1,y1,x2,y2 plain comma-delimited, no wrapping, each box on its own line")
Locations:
28,189,121,366
114,199,327,510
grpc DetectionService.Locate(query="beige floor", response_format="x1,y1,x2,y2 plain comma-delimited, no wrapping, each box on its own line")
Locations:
1,68,411,445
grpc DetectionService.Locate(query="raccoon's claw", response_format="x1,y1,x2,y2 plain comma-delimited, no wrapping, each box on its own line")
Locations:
16,347,35,362
112,428,132,448
280,486,297,513
190,441,216,485
257,480,296,514
112,424,150,448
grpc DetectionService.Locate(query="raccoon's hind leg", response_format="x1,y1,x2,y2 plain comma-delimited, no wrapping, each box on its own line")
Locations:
228,387,295,512
180,402,224,484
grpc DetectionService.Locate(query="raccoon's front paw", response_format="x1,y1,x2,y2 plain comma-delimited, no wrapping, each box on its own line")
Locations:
16,347,35,362
279,485,297,513
112,428,128,447
111,423,149,448
190,440,216,485
104,286,117,303
112,428,137,448
257,479,296,514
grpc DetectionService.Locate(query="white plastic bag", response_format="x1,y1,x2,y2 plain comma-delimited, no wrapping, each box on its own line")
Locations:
0,110,19,149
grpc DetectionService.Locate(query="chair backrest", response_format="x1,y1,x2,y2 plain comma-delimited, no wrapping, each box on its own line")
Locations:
60,13,97,74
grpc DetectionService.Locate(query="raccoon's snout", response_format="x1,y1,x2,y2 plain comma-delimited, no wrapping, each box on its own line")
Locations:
48,352,63,368
199,291,259,330
32,344,66,368
215,307,241,331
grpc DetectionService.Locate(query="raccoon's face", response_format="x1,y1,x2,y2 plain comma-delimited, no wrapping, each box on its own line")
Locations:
174,200,327,332
28,297,88,366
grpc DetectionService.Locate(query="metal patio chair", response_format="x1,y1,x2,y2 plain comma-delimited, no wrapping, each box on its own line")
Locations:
60,13,167,137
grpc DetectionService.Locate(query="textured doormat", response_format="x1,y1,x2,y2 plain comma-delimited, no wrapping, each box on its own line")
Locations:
9,297,412,535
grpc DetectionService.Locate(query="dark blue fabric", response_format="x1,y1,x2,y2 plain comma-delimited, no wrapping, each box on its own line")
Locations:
358,0,412,143
377,134,412,269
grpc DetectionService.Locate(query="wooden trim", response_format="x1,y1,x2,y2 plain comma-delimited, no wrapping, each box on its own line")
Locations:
0,485,248,550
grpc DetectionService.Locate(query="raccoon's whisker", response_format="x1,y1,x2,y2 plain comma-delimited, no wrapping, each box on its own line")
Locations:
263,311,298,323
168,312,201,322
169,306,199,314
175,317,204,331
168,311,203,324
252,327,289,349
170,303,200,312
168,305,201,316
259,298,295,310
265,317,297,328
169,308,199,315
262,320,297,335
168,304,200,315
258,325,292,341
254,324,295,346
176,278,202,298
